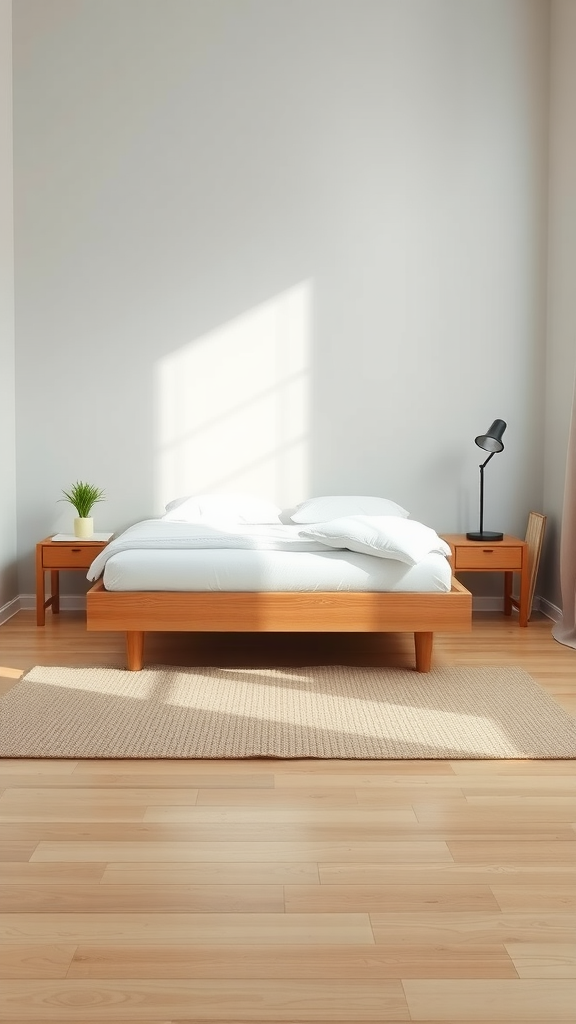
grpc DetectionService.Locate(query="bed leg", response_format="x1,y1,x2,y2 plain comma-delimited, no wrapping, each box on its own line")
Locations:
126,631,145,671
414,631,433,672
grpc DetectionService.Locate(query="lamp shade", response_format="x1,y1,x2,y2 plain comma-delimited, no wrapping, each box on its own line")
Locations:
475,419,506,453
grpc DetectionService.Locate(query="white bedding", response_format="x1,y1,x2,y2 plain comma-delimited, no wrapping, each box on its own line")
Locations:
87,521,332,581
88,520,451,594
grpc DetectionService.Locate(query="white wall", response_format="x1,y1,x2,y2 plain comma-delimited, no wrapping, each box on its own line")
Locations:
12,0,550,598
542,0,576,612
0,0,17,616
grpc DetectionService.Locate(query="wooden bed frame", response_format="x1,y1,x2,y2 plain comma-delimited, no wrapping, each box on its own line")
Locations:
86,580,472,672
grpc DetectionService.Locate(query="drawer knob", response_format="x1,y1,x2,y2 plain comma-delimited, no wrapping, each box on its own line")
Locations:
482,549,494,553
71,548,81,553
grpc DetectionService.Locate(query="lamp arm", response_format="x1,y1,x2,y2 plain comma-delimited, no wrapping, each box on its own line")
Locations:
478,450,495,535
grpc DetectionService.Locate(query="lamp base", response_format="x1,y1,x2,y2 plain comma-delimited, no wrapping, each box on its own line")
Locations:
466,531,504,542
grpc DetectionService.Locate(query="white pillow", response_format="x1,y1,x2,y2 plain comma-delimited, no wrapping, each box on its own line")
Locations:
290,495,409,524
299,515,451,566
162,493,283,524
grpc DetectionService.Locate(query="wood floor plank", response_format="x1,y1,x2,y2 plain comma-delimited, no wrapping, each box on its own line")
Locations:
120,821,433,842
413,802,576,823
195,787,361,806
356,787,470,804
457,780,576,792
504,943,576,978
0,912,375,945
136,814,576,841
449,762,576,775
0,761,79,775
0,804,149,823
355,777,576,797
0,787,202,806
67,942,518,979
491,885,576,911
21,774,274,791
0,773,274,789
5,818,573,842
284,884,500,913
0,978,412,1021
29,839,453,862
466,794,576,803
142,804,418,823
101,861,320,885
0,842,37,862
370,911,576,945
272,772,464,789
4,815,572,840
318,861,576,886
0,864,106,885
0,884,285,914
0,1020,558,1024
0,945,76,980
2,821,320,842
0,1020,169,1024
447,840,576,863
403,978,576,1020
0,1020,170,1024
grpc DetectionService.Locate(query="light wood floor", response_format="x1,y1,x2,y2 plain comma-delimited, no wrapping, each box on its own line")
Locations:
0,610,575,1023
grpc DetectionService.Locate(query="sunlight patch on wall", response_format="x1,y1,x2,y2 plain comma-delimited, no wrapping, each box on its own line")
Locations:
156,281,311,510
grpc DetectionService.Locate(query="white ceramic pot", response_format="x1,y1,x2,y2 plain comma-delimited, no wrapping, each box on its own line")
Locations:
74,517,94,539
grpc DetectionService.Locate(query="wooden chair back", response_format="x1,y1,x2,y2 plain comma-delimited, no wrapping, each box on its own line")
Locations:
511,511,547,620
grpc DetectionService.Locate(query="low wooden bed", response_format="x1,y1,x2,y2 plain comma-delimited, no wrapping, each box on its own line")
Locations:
86,580,472,672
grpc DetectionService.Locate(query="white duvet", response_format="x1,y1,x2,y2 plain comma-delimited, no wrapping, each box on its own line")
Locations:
87,520,331,582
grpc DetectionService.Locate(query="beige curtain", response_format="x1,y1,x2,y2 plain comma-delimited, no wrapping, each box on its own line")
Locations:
552,373,576,649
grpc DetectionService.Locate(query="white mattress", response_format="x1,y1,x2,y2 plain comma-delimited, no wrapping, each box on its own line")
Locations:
101,548,451,593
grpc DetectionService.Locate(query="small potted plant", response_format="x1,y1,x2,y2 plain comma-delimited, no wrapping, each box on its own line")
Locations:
60,481,106,538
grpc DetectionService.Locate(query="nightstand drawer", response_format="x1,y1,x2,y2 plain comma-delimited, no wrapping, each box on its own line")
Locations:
454,546,522,571
42,545,104,569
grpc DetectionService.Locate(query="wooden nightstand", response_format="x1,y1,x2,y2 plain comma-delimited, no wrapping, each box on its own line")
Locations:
442,534,530,627
36,535,112,626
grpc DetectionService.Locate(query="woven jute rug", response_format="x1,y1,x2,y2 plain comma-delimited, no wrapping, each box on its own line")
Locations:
1,663,575,759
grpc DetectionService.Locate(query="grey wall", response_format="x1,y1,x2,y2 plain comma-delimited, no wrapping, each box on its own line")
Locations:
542,0,576,612
0,0,17,617
11,0,555,601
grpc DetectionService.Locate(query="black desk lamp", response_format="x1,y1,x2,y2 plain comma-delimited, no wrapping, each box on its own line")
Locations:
466,419,507,541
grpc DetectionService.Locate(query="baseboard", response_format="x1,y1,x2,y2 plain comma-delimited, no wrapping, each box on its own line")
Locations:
538,597,562,622
18,594,87,612
473,594,559,621
0,596,21,625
